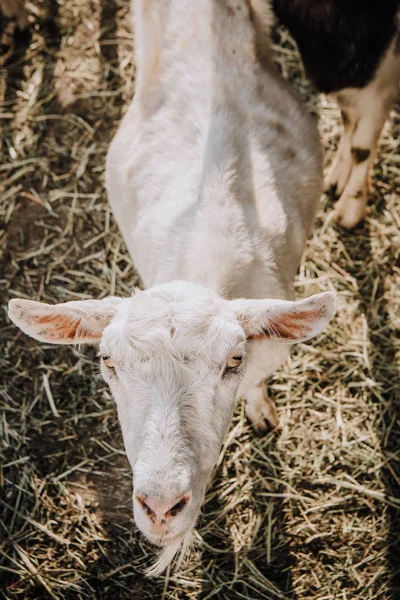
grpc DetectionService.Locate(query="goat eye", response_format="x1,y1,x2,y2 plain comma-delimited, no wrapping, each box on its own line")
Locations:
226,355,243,370
102,355,115,369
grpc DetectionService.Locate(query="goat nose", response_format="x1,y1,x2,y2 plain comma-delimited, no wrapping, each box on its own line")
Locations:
135,491,192,519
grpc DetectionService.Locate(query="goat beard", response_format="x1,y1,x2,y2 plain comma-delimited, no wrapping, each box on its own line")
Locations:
145,530,195,577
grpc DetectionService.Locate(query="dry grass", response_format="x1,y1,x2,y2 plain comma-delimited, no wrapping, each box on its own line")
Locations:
1,2,400,599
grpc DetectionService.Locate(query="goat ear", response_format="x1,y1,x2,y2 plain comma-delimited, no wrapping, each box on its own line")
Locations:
234,292,335,343
8,297,124,345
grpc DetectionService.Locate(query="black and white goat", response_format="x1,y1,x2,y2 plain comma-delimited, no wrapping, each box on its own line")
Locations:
273,0,400,228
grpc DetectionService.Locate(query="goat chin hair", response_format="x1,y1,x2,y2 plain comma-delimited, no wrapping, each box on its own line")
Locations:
145,531,194,577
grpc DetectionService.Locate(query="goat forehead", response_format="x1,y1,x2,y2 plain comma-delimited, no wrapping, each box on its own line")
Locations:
131,289,232,335
130,297,217,335
102,292,244,361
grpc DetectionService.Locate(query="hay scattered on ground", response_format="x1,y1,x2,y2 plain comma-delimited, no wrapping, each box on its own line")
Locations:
1,2,400,599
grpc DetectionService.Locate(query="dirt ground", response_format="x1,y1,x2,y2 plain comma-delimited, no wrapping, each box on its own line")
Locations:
1,1,400,599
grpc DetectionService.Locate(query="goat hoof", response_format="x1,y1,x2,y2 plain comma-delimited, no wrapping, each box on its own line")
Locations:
332,194,368,229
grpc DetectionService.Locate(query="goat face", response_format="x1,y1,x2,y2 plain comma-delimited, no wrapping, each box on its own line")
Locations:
8,280,335,572
98,282,248,550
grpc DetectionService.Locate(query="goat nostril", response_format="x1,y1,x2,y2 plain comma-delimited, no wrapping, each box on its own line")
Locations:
135,494,155,518
135,492,192,519
168,496,188,517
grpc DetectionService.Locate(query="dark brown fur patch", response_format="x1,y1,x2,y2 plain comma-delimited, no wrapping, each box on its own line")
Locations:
351,147,370,164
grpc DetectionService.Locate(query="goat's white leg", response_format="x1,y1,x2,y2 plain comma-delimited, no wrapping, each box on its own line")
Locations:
324,107,355,197
238,341,290,434
131,0,164,117
331,92,396,228
326,40,400,229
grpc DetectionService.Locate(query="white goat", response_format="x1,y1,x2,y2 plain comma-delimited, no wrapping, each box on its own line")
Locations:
8,0,335,575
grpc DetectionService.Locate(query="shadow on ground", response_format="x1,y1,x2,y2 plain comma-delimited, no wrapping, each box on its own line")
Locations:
340,221,400,598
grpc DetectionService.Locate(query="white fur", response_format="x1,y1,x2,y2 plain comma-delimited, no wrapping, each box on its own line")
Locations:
8,0,335,575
